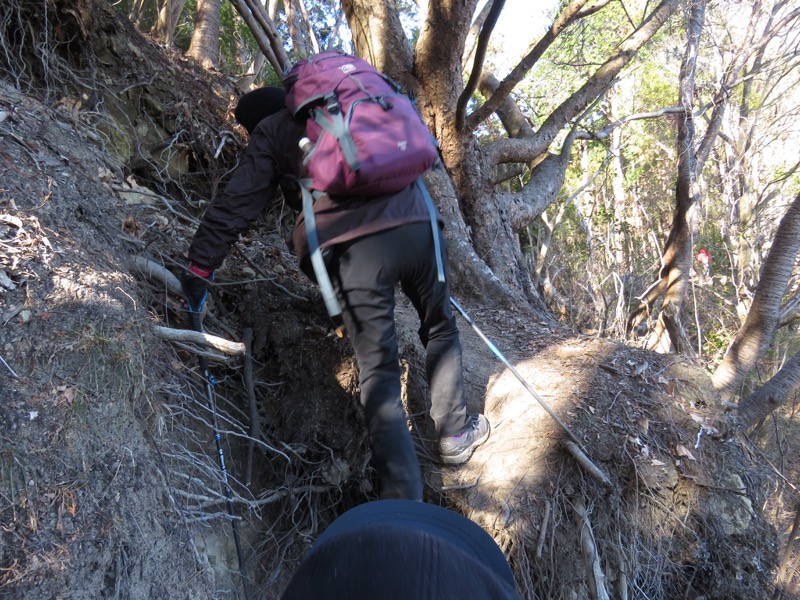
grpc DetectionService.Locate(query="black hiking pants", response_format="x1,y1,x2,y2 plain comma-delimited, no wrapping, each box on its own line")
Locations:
329,221,468,501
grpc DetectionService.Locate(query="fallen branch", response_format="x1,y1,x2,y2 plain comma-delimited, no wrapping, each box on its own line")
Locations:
574,499,611,600
173,341,234,364
535,499,551,559
128,255,183,296
563,440,613,488
154,325,246,356
0,355,18,378
614,536,629,600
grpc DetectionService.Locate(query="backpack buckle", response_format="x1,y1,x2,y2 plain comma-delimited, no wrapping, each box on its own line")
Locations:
376,95,393,111
324,94,341,114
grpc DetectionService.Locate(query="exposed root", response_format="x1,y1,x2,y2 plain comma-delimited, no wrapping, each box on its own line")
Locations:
574,498,611,600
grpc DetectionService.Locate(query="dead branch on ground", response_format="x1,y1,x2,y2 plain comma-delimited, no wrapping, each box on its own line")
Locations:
153,325,245,355
574,499,611,600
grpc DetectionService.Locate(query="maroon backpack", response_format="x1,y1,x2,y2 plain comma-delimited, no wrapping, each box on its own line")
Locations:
283,50,438,197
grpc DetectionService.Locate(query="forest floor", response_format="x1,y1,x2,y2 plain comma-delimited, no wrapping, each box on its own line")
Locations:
0,2,793,599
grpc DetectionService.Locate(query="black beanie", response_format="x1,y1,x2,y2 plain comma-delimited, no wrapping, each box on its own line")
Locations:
234,86,286,134
281,500,522,599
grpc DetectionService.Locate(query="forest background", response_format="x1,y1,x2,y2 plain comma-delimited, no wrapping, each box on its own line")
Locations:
2,0,800,598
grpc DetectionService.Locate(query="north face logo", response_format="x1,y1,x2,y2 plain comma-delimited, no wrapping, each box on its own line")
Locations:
339,63,356,74
397,140,408,151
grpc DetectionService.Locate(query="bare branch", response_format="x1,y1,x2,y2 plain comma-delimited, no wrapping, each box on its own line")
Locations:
456,0,506,131
574,105,713,141
228,0,289,74
128,255,182,296
154,325,246,356
574,499,612,600
563,440,613,487
779,290,800,328
466,0,600,132
737,350,800,430
463,1,493,70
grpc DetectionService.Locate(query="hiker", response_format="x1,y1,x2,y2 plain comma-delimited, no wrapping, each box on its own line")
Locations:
181,83,490,501
281,499,523,599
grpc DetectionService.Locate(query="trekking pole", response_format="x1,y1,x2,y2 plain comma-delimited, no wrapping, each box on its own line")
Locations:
188,311,253,600
449,297,586,452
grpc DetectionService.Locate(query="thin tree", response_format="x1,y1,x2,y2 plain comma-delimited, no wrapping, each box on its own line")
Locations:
626,0,706,353
285,0,319,58
153,0,188,46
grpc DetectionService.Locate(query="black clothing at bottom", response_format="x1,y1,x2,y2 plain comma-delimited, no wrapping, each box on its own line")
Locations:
281,499,523,599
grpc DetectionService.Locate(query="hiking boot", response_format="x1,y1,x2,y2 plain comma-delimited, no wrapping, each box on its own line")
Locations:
439,414,491,465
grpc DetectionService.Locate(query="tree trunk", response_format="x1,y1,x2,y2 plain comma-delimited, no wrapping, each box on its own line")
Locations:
628,0,705,353
128,0,147,25
341,0,415,88
285,0,319,58
186,0,221,69
712,194,800,400
227,0,288,75
153,0,187,46
738,351,800,431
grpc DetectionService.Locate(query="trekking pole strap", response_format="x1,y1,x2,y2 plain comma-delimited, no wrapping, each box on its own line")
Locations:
416,179,445,283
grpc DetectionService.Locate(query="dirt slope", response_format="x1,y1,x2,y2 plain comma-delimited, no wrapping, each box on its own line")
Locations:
0,80,217,597
0,2,783,599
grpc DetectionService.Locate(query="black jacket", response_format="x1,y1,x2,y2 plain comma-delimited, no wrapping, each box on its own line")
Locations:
188,109,439,271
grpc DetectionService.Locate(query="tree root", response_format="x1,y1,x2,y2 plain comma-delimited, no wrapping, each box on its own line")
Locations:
574,499,611,600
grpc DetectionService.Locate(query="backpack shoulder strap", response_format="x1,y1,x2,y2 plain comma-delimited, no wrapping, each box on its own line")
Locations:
416,179,445,283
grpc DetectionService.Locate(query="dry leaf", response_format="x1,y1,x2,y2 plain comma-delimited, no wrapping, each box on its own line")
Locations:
688,412,704,424
676,444,696,460
56,386,75,402
636,416,649,434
